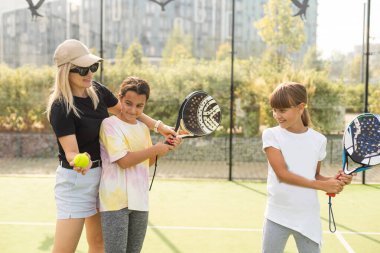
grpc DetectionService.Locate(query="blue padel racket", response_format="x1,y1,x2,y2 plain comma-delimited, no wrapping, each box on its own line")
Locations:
328,113,380,232
149,91,222,190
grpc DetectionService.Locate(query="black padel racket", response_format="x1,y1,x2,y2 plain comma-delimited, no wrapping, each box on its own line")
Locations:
173,90,222,138
328,113,380,232
149,91,222,190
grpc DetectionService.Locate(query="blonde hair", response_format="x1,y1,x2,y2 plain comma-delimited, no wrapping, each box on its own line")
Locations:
46,63,99,121
269,82,310,127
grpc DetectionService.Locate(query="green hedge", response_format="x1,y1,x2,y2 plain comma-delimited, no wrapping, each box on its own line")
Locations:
0,61,371,135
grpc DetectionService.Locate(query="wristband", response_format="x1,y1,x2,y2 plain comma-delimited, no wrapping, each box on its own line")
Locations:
154,120,162,133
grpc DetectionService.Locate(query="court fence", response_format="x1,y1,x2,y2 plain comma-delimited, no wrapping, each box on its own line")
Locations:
1,132,379,184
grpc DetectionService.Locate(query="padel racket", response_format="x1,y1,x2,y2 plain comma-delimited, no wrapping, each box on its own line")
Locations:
172,90,222,138
328,113,380,232
149,91,222,190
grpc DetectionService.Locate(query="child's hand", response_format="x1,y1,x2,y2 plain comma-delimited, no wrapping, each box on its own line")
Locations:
336,169,356,185
154,142,174,156
322,178,345,194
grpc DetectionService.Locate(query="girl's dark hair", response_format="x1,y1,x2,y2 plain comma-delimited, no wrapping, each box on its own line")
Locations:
270,82,310,127
119,76,150,100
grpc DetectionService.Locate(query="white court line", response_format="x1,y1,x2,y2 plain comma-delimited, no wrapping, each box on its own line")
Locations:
335,231,356,253
1,221,380,236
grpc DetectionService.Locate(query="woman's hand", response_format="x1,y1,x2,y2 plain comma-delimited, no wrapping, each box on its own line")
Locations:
165,135,182,147
69,152,93,175
157,122,177,138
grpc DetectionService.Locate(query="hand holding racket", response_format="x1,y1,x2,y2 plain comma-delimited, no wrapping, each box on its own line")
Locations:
327,113,380,232
150,90,222,190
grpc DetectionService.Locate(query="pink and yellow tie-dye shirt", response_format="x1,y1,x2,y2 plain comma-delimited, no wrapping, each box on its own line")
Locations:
99,115,152,212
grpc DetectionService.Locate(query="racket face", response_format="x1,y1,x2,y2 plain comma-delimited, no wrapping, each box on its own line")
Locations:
178,91,221,137
343,113,380,174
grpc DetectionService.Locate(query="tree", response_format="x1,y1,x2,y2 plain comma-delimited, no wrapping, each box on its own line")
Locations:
346,54,363,83
125,40,143,66
303,46,324,71
115,44,124,63
162,25,193,64
327,52,347,80
254,0,305,69
216,42,231,61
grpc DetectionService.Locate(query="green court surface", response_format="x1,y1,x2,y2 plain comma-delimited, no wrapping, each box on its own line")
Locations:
0,176,379,253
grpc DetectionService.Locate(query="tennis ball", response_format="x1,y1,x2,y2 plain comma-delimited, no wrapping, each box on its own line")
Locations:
73,153,90,168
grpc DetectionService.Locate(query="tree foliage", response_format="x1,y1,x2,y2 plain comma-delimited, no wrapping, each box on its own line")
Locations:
1,41,376,135
254,0,305,56
162,25,193,64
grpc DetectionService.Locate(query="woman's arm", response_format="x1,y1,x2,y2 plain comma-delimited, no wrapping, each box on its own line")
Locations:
58,134,92,174
107,102,176,137
265,146,344,193
58,135,79,162
107,101,121,116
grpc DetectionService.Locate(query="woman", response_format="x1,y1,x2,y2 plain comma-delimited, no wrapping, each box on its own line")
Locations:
46,39,175,253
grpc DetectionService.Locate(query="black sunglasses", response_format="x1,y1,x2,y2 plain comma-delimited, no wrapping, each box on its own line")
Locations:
70,63,99,76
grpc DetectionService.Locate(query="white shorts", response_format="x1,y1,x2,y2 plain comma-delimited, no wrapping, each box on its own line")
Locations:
55,165,101,219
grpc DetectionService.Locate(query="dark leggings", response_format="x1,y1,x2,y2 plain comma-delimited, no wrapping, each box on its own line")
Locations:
101,207,149,253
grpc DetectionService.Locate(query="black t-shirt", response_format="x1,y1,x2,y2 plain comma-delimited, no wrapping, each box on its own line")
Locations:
49,81,118,163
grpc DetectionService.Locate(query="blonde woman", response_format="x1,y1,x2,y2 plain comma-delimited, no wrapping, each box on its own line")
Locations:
47,39,174,253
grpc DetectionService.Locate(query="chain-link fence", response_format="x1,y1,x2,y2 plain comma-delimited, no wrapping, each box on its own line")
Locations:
1,133,379,184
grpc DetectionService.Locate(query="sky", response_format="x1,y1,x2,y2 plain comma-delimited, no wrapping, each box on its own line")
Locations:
1,0,379,58
317,0,380,58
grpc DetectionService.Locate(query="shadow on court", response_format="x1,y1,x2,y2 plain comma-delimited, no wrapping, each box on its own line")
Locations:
232,181,267,197
148,221,182,253
38,235,54,251
365,184,380,190
320,217,380,245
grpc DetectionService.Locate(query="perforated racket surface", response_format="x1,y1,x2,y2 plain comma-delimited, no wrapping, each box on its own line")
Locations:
174,91,221,138
343,113,380,174
328,113,380,232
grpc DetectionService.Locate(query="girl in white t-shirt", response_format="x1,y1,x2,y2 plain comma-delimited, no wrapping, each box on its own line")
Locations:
261,82,354,253
99,77,181,253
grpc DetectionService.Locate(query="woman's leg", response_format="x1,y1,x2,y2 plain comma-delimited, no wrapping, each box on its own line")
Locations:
126,210,149,253
85,212,104,253
262,219,290,253
52,218,85,253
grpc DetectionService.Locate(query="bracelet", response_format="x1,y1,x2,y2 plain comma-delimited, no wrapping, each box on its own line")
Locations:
154,120,162,133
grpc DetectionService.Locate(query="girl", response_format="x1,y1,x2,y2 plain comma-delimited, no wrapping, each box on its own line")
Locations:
47,39,176,253
98,76,181,253
261,82,354,253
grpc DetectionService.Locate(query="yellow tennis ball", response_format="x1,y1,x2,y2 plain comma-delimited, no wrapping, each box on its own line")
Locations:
73,153,90,168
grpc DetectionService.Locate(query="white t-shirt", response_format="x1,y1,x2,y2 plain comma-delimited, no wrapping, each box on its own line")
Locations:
99,116,152,212
262,126,327,245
